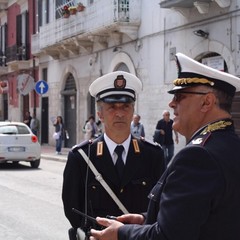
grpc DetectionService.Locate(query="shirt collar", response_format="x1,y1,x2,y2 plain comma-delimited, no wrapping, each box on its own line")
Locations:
104,133,131,159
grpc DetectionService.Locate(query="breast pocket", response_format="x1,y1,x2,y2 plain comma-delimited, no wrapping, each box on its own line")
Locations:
122,177,153,213
87,180,116,216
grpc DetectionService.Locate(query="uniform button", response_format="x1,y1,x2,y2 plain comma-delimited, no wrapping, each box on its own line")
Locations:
149,193,154,199
142,181,146,186
120,188,124,193
92,186,96,189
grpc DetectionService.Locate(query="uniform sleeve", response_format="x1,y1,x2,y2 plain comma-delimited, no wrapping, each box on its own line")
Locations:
62,150,85,229
118,146,224,240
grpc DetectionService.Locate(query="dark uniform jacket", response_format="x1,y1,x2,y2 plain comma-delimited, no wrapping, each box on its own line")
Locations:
62,134,164,230
119,119,240,240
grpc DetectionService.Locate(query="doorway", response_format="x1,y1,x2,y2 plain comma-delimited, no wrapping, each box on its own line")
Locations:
62,73,77,148
64,94,76,147
41,97,49,143
232,92,240,137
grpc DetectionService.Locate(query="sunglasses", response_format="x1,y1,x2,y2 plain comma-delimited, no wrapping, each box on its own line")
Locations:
172,91,212,102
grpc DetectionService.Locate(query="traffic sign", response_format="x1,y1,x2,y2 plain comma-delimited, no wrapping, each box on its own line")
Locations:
17,74,35,95
35,80,49,95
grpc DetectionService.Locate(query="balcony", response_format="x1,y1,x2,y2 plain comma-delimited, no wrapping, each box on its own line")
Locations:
159,0,230,14
0,0,7,10
31,0,141,59
5,44,32,72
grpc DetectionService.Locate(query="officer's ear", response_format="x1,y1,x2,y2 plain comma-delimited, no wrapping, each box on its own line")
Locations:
201,92,216,112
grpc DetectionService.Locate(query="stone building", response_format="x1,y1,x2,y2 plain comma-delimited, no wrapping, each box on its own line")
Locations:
0,0,239,151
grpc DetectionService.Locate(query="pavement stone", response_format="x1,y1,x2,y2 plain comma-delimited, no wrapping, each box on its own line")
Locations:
41,144,70,162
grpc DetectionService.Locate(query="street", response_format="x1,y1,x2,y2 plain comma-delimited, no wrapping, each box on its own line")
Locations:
0,159,71,240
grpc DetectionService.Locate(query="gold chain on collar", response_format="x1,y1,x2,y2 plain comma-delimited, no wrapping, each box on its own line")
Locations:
201,120,232,135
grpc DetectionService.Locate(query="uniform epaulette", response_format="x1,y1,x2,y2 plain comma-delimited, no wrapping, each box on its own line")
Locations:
139,137,162,148
72,139,93,152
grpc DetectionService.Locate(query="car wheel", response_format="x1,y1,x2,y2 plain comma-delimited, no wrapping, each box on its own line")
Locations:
30,159,40,168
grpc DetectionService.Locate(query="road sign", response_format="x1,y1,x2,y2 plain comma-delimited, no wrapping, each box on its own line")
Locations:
17,74,35,95
35,80,49,95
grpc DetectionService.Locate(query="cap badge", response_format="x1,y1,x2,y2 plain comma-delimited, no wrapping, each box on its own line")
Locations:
114,75,126,89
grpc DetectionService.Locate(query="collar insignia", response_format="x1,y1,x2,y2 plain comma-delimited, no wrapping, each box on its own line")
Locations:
192,138,203,145
201,120,232,135
97,141,103,156
132,139,140,153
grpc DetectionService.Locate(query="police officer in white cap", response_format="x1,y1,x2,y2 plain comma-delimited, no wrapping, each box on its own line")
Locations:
62,71,164,240
90,54,240,240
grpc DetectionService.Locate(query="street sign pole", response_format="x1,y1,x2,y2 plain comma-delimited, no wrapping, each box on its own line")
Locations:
35,80,49,144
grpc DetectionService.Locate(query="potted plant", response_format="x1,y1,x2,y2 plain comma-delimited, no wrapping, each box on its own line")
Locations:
61,5,70,18
69,6,77,15
76,2,85,12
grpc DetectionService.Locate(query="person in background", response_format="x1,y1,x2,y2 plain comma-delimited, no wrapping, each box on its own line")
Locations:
62,71,164,240
23,111,32,127
90,53,240,240
155,110,179,167
130,114,145,138
30,112,39,136
84,115,99,140
53,116,65,155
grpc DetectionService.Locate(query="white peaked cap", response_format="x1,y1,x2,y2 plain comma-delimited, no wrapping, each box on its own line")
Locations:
89,71,143,103
168,53,240,96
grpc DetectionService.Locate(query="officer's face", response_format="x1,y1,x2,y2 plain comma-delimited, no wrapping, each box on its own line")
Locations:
97,102,134,136
168,86,211,140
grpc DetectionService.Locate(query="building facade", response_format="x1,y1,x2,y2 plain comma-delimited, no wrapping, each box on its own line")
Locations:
0,0,239,150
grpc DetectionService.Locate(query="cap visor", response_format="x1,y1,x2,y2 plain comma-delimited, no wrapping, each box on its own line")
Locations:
101,95,134,103
168,85,191,94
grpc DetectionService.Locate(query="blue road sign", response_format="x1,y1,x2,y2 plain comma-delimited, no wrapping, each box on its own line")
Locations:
35,80,49,95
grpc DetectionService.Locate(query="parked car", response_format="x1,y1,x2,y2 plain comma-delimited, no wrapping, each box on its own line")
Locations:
0,121,41,168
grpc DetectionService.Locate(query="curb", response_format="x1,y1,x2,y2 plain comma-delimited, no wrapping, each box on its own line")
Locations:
41,154,67,163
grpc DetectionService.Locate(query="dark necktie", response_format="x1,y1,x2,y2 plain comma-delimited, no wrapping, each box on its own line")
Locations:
114,145,124,179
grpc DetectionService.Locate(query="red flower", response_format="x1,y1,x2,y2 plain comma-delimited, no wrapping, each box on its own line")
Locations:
62,5,70,15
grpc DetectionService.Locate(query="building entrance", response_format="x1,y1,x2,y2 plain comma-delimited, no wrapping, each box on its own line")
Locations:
62,74,77,148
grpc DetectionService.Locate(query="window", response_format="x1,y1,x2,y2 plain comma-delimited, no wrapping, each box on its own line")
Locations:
56,0,75,19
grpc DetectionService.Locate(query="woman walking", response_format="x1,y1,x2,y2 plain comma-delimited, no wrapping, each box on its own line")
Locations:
53,116,65,155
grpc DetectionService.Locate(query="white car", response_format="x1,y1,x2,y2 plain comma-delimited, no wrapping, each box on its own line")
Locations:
0,121,41,168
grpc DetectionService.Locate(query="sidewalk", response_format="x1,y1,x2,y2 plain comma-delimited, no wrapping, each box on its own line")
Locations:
41,144,71,162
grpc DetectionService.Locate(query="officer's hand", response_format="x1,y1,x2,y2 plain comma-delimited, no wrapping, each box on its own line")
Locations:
117,213,145,224
90,217,123,240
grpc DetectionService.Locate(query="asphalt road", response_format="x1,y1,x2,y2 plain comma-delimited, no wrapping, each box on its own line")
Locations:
0,159,71,240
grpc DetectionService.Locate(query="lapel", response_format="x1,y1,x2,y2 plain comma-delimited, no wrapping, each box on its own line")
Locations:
121,137,141,186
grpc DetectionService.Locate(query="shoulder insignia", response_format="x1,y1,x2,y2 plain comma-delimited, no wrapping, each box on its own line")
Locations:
132,139,140,153
97,141,103,156
72,139,93,152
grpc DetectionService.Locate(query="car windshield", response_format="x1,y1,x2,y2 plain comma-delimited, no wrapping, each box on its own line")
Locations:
0,125,30,134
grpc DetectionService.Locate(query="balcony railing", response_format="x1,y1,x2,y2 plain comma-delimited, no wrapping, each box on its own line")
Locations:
32,0,141,55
